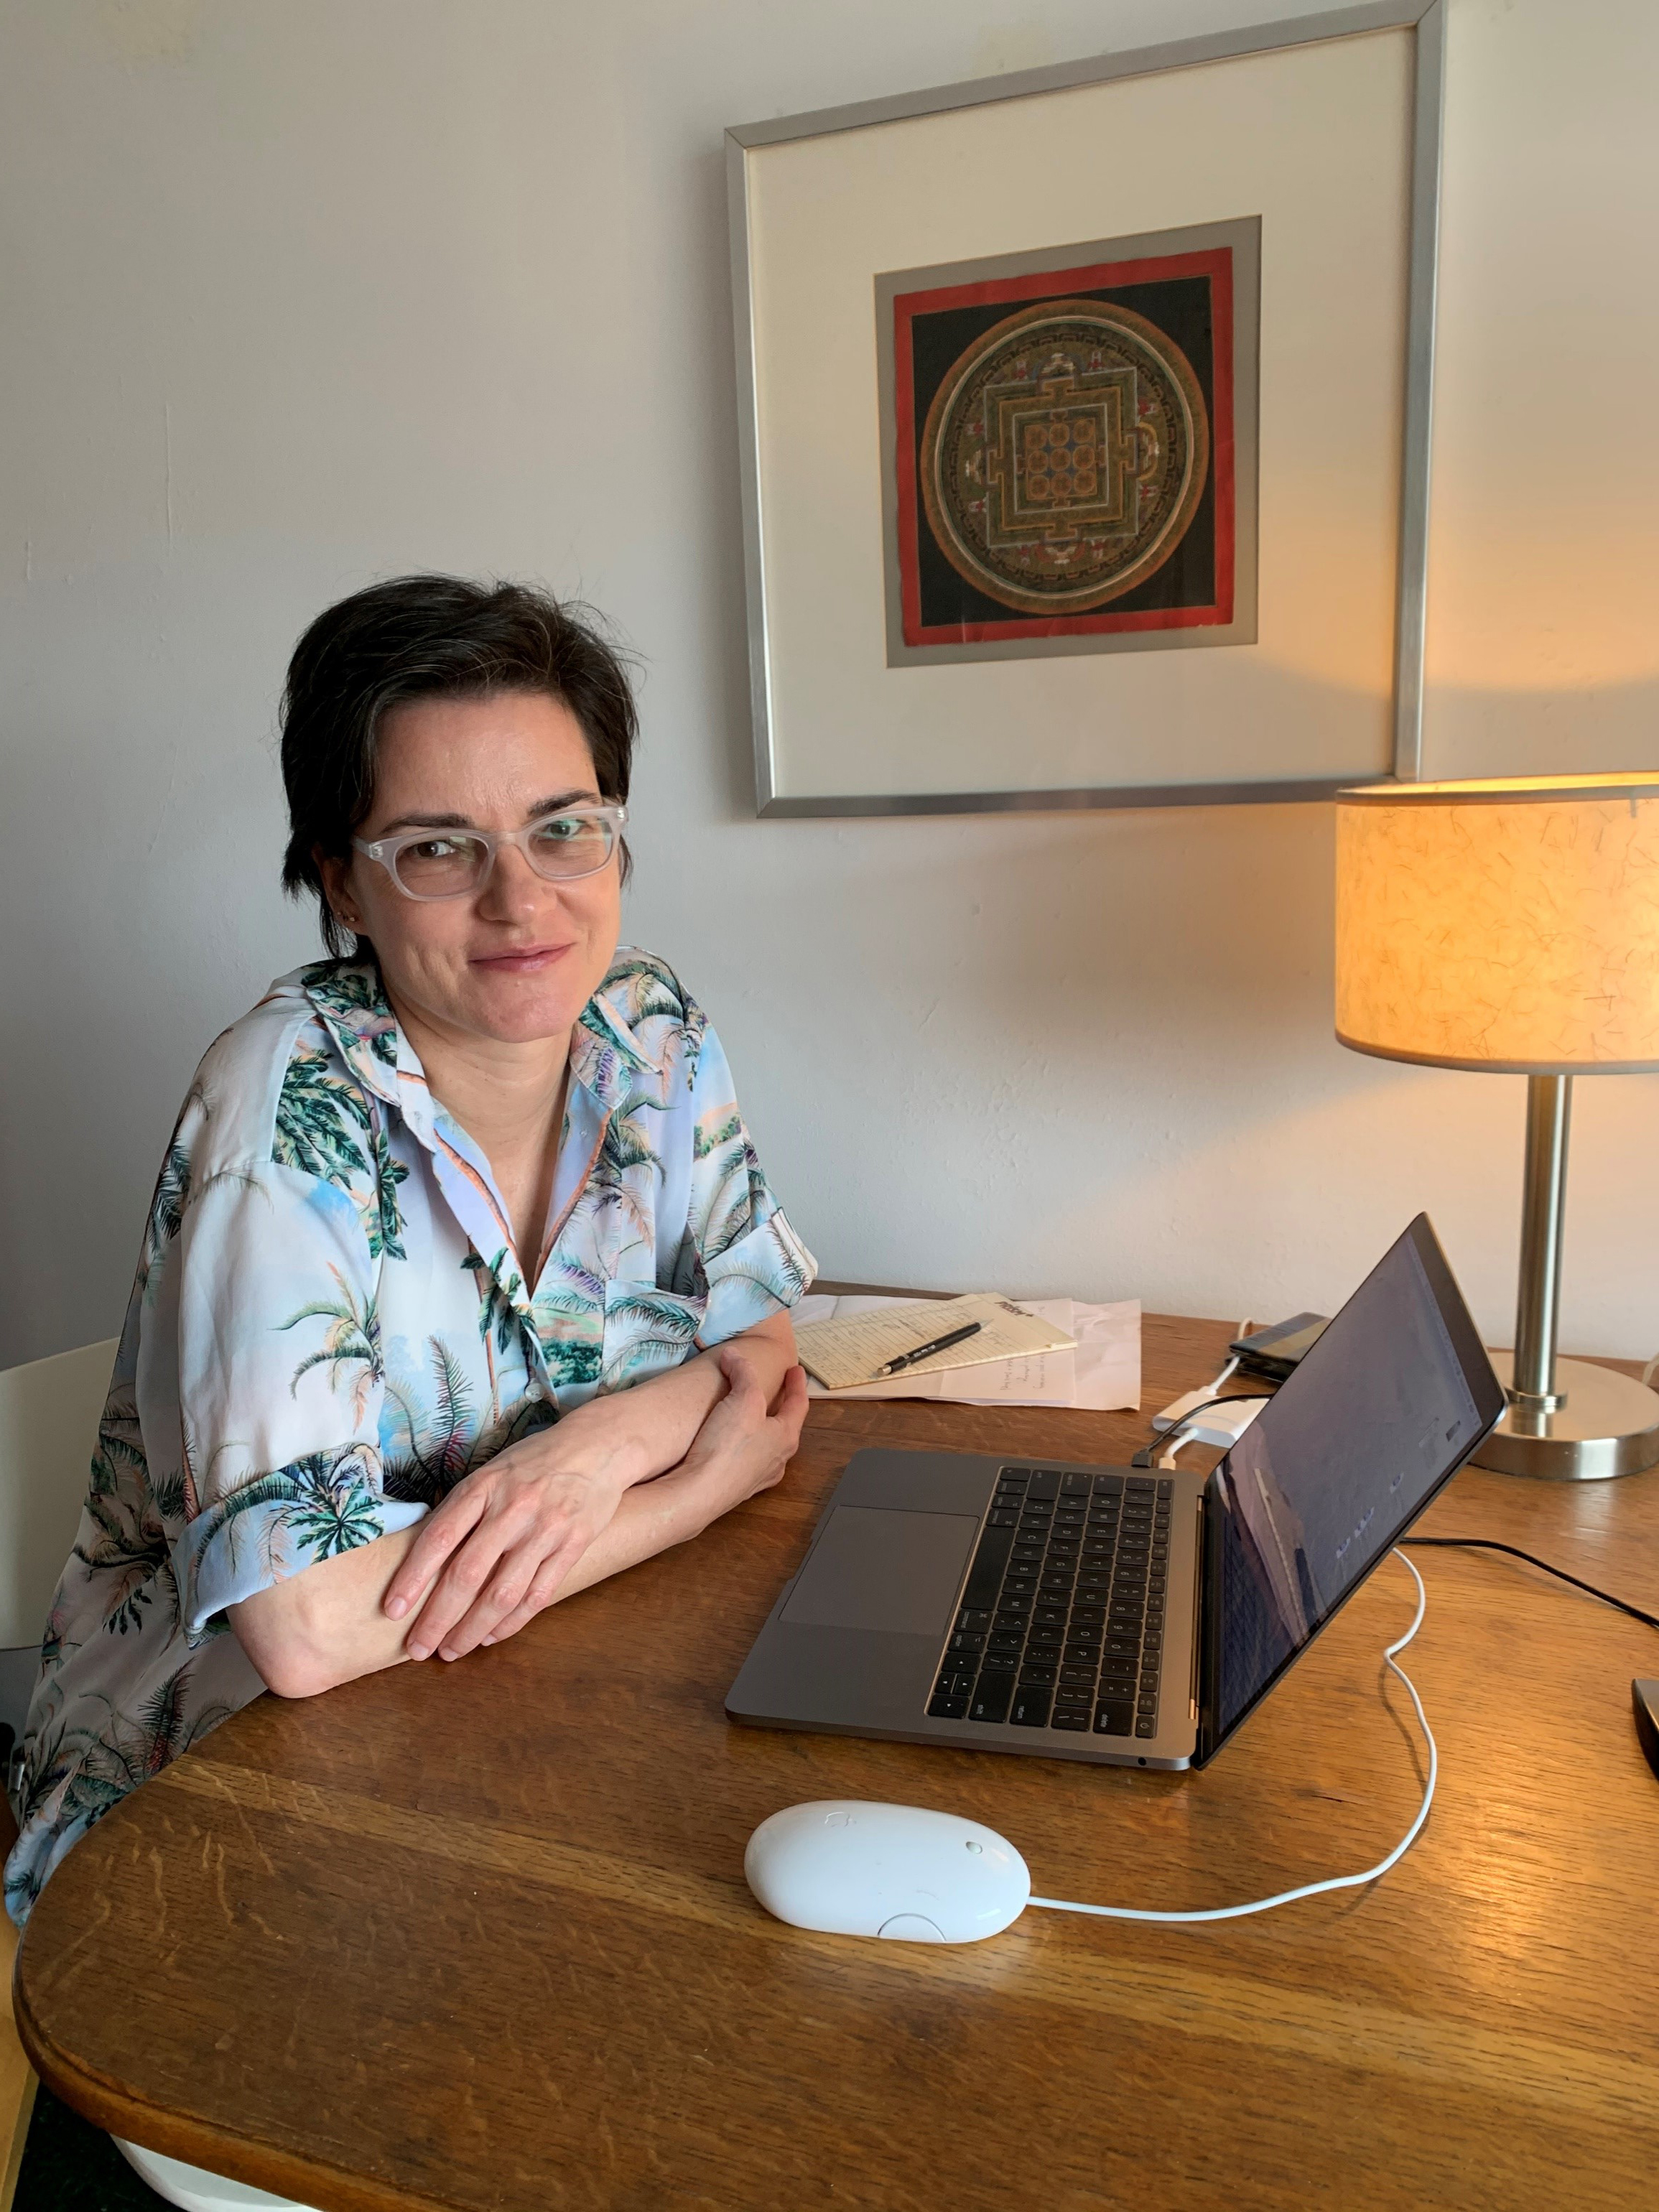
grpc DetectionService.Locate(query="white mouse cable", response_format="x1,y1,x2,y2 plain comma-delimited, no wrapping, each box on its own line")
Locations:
1026,1551,1437,1925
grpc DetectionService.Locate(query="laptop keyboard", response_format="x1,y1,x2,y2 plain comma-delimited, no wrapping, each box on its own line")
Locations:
927,1467,1173,1740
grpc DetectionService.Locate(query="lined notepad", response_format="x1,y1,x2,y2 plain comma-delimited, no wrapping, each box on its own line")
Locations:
793,1293,1074,1393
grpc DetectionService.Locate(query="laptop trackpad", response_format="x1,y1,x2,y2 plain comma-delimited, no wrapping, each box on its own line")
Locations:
780,1507,978,1636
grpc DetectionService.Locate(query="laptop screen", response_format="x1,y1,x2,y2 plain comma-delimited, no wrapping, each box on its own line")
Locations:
1203,1216,1504,1757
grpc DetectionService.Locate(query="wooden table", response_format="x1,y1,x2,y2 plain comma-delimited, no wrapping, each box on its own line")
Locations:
16,1314,1659,2211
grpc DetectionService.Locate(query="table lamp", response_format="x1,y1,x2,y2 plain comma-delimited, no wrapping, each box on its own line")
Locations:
1334,773,1659,1479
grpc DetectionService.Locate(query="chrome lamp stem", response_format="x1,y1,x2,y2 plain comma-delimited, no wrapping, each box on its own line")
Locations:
1510,1074,1570,1411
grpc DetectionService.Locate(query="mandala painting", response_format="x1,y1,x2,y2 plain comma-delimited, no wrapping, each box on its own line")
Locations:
880,223,1256,661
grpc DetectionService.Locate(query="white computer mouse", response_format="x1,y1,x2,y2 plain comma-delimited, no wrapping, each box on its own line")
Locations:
744,1799,1030,1943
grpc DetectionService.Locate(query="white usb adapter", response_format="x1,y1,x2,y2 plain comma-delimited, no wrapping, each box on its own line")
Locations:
1151,1389,1272,1449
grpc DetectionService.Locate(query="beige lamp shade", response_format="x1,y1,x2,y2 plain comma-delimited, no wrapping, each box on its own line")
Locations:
1334,774,1659,1072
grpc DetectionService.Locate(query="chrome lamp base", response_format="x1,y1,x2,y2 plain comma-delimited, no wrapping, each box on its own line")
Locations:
1470,1352,1659,1482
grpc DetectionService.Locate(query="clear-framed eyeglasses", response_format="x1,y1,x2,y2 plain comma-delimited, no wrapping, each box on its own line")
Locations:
353,804,627,901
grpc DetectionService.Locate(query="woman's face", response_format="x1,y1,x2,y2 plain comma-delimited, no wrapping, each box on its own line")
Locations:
320,690,623,1049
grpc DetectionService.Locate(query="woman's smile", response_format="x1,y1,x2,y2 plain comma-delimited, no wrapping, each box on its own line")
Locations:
470,941,575,974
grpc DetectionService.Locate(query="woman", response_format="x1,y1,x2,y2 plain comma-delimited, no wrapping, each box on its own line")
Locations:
6,575,814,1923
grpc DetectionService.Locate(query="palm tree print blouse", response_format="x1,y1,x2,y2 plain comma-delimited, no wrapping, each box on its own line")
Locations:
4,950,815,1922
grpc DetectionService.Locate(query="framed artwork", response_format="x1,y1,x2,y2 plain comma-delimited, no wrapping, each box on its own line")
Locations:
877,218,1258,664
726,1,1446,817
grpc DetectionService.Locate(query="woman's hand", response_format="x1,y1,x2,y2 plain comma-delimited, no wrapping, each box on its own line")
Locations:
384,1339,808,1663
467,1348,809,1648
384,1315,795,1662
384,1416,636,1663
670,1346,809,1527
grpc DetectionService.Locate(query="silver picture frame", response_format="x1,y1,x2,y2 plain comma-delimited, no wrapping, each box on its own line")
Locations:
726,0,1446,819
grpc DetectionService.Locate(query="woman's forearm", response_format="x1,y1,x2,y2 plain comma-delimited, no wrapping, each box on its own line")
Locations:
236,1439,748,1697
234,1411,761,1693
552,1310,795,1489
230,1523,424,1698
232,1319,800,1696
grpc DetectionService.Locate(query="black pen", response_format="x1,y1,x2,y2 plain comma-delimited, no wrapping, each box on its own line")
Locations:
873,1321,983,1377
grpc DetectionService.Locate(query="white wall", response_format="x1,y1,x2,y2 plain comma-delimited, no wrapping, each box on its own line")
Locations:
3,0,1658,1372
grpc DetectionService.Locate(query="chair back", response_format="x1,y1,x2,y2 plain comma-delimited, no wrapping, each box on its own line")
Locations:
0,1340,117,1649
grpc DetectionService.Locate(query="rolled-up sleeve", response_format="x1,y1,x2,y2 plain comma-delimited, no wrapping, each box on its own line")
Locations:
681,1023,817,1345
168,1158,427,1637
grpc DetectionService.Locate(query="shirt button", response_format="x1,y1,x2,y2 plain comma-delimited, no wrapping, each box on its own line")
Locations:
524,1382,544,1403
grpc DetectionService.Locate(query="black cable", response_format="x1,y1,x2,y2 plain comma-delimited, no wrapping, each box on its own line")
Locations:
1134,1381,1657,1632
1399,1537,1659,1632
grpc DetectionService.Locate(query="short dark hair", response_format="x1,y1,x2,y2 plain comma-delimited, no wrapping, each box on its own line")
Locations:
279,574,638,957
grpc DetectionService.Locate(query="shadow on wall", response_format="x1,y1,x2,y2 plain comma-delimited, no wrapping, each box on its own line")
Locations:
1422,674,1659,782
730,795,1341,1070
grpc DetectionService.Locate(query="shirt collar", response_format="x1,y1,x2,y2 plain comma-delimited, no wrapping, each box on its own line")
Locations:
568,984,661,1113
297,959,406,1110
294,959,526,1309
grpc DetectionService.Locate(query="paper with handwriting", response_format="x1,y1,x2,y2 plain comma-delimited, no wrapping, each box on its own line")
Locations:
792,1292,1074,1393
792,1295,1139,1411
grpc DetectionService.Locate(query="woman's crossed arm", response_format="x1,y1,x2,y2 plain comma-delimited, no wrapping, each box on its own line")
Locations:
231,1320,805,1698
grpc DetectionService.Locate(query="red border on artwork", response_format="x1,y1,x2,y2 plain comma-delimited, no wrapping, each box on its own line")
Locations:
893,248,1236,649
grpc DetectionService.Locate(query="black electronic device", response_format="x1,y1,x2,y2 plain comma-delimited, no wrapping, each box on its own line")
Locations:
1633,1680,1659,1780
1229,1311,1329,1380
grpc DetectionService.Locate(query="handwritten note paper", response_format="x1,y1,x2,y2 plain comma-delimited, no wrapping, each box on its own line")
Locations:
792,1293,1074,1393
794,1296,1140,1412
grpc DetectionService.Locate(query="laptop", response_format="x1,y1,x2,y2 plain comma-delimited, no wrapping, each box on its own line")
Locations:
728,1216,1505,1770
